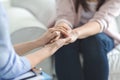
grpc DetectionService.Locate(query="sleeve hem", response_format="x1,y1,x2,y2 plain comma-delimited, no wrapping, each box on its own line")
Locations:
89,18,108,33
21,56,31,70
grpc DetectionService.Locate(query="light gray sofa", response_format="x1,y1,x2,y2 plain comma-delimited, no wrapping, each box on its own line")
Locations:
6,0,120,80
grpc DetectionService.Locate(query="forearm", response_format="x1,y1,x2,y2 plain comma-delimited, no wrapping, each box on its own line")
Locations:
74,21,101,39
14,39,43,55
25,44,60,68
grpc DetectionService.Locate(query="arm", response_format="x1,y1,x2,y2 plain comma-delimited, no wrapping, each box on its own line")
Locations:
0,38,69,79
60,21,101,43
25,37,70,68
90,0,120,31
14,40,42,55
55,0,120,43
73,21,101,39
73,0,120,41
14,28,60,55
0,3,70,79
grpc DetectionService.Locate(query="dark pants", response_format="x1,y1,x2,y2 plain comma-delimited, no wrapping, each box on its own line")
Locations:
55,33,114,80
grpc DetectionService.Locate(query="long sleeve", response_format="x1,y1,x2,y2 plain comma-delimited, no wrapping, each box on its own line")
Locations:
0,3,31,79
90,0,120,31
56,0,75,25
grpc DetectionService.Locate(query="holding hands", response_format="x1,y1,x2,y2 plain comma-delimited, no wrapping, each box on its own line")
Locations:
35,25,71,49
51,22,79,45
35,21,79,50
14,21,79,69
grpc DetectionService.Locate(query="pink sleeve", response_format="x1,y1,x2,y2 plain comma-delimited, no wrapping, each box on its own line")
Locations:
56,0,75,25
90,0,120,32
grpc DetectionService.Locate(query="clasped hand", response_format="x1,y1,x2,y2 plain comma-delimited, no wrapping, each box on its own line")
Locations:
49,22,78,45
35,22,78,49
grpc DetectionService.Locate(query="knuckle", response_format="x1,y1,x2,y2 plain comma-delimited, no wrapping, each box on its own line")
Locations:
49,28,54,32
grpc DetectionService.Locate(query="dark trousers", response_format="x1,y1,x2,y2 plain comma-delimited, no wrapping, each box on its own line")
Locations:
55,33,114,80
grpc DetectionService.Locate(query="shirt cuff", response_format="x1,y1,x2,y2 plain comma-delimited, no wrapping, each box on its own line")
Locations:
20,56,31,72
89,18,108,33
55,19,73,28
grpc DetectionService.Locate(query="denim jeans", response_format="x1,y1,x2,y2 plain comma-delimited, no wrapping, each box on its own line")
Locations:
55,33,114,80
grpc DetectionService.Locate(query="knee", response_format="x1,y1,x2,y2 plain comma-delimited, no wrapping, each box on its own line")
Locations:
80,33,114,53
94,33,114,50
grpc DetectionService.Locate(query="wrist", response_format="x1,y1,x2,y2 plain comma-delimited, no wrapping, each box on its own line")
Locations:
73,29,79,38
34,38,45,47
44,43,59,55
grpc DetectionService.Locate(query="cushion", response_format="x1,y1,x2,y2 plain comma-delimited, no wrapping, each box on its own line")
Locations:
108,44,120,74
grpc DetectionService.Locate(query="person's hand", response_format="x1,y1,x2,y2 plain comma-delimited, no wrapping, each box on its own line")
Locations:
45,37,71,55
49,22,72,43
55,22,72,37
35,28,61,46
49,30,79,49
66,30,79,44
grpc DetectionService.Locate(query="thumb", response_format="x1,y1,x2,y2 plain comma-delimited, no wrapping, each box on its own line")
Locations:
63,37,71,43
56,37,71,46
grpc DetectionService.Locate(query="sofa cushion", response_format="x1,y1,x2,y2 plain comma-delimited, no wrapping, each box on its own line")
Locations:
108,44,120,74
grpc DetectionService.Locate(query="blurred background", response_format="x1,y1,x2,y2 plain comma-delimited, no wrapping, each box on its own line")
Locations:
1,0,120,80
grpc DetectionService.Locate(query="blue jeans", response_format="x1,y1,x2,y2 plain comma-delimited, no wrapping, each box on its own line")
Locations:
55,33,114,80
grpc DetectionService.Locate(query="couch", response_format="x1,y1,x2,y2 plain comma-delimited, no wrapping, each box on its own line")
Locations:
4,0,120,80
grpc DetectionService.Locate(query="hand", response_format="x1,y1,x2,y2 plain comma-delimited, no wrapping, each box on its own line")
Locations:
66,30,79,44
55,22,72,37
50,30,78,47
35,28,61,46
50,22,72,43
45,37,71,53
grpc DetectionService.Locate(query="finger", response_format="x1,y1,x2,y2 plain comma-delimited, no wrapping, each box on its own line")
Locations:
55,23,72,31
48,28,69,38
60,25,71,32
55,29,69,37
49,31,58,39
50,34,61,43
47,31,60,43
55,26,67,30
48,28,57,33
52,34,61,42
49,27,70,37
58,37,71,46
48,27,67,35
50,31,61,43
56,27,67,33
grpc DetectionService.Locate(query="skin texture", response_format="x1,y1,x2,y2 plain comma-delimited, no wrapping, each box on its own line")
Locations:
54,21,101,44
14,27,71,68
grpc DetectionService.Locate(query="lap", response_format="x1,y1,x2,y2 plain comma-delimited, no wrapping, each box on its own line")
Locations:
79,33,114,54
55,33,114,58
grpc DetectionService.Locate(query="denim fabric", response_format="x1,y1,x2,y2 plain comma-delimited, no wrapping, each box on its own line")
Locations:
55,33,114,80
